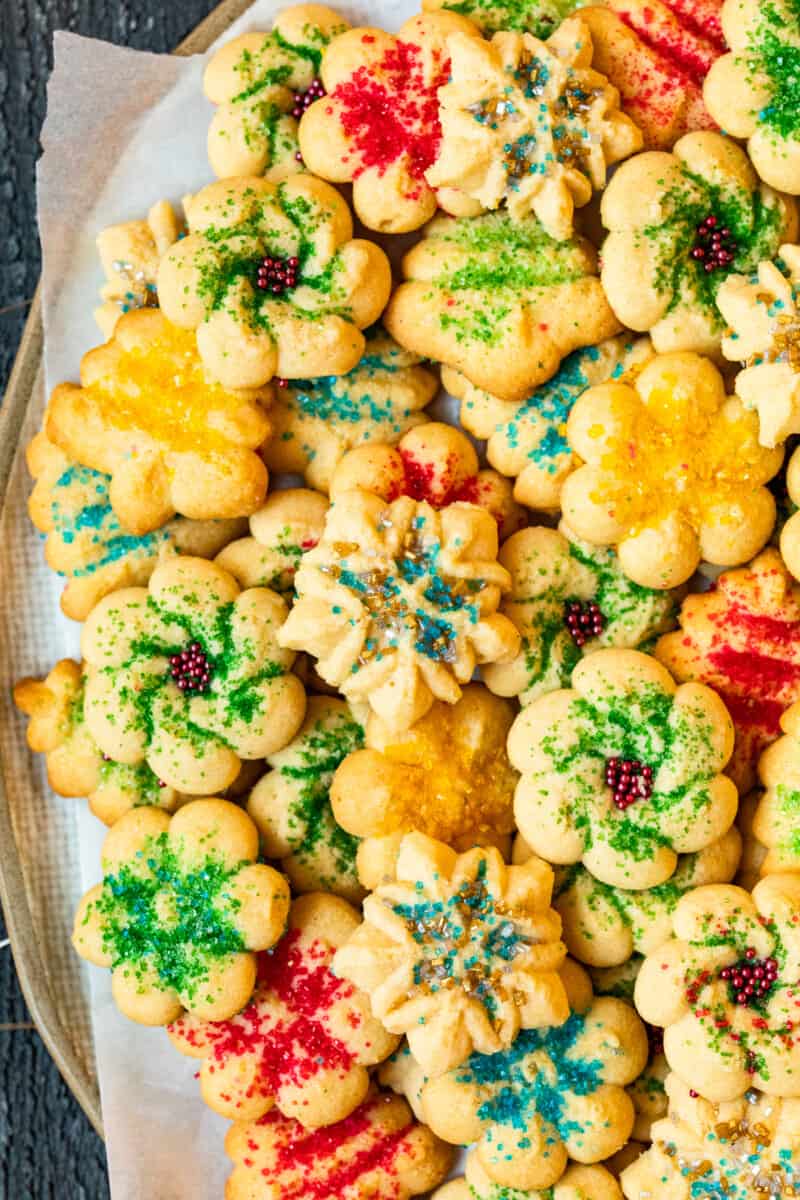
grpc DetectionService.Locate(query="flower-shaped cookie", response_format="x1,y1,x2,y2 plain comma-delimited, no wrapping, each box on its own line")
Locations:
168,894,397,1125
248,696,365,902
278,489,520,732
157,175,391,390
421,960,648,1190
508,648,738,889
26,429,246,621
621,1073,800,1200
72,799,290,1024
449,335,653,511
13,659,188,826
298,13,482,234
329,422,525,538
600,131,797,356
215,487,328,598
754,701,800,878
704,0,800,195
204,5,349,180
718,245,800,448
434,1154,623,1200
263,328,437,492
330,683,517,889
94,199,181,338
384,210,621,403
332,832,568,1076
46,309,271,536
562,352,783,589
224,1088,454,1200
81,556,306,794
427,19,643,240
782,445,800,584
635,875,800,1102
483,526,681,707
656,549,800,793
422,0,585,37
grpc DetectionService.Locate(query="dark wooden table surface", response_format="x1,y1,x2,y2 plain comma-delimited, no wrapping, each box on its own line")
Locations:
0,3,223,1195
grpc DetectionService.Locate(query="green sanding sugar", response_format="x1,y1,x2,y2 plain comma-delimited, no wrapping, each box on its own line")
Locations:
441,0,582,35
741,0,800,142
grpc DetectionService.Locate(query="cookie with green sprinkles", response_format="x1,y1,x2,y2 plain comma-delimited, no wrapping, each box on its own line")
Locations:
420,958,648,1191
635,875,800,1103
72,798,290,1024
507,648,739,890
215,487,328,599
421,0,585,37
204,5,349,181
247,696,365,903
601,131,797,356
80,555,307,795
432,1153,623,1199
753,701,800,878
482,525,682,707
705,0,800,196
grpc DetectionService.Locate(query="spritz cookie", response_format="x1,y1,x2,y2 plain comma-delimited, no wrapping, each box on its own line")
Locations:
94,199,181,338
482,526,681,707
433,1154,623,1200
600,132,797,356
656,549,800,793
332,832,568,1077
72,799,290,1024
385,211,620,404
168,893,397,1125
562,352,783,588
422,0,586,36
204,6,349,180
330,684,517,889
46,309,271,536
736,790,769,891
248,696,365,902
754,701,800,878
329,423,524,538
427,18,642,240
635,874,800,1102
782,446,800,584
81,556,306,794
263,329,437,492
224,1087,454,1200
215,487,328,597
704,0,800,195
298,13,482,234
157,175,391,389
449,335,653,512
278,489,520,733
420,960,648,1190
508,648,738,889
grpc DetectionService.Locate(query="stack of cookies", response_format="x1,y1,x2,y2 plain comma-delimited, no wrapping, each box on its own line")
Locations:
14,0,800,1194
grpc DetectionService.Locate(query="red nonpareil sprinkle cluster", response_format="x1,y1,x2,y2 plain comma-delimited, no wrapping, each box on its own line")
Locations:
691,215,737,272
564,599,606,647
169,642,213,694
720,948,779,1007
292,78,325,118
605,757,654,810
256,255,300,295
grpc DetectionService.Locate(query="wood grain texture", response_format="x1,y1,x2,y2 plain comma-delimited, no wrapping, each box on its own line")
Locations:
0,2,220,1193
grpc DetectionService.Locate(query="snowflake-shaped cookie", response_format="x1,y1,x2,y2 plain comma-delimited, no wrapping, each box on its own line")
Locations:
46,309,271,536
656,549,800,794
482,525,681,707
247,696,365,902
562,352,783,589
448,335,653,511
427,18,642,240
384,210,621,404
635,875,800,1102
421,960,648,1191
329,422,524,538
215,487,328,598
263,329,437,492
330,683,517,889
94,199,181,338
508,648,738,889
434,1154,623,1200
332,832,568,1077
157,175,391,389
81,556,306,794
72,799,290,1024
754,700,800,878
601,131,797,356
168,893,397,1126
278,489,519,733
204,5,349,180
621,1073,800,1199
298,13,482,234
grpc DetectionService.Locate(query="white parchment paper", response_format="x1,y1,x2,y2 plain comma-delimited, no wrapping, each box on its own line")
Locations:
30,1,434,1197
